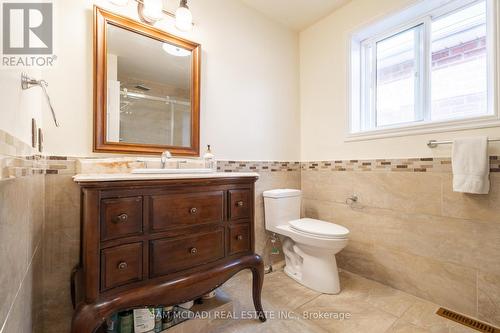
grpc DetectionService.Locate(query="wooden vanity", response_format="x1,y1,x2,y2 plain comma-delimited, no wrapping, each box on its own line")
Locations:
71,174,265,333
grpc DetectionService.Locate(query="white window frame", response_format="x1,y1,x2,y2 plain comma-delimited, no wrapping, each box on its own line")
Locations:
347,0,499,141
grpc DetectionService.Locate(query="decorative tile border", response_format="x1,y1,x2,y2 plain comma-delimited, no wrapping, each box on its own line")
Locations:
217,161,301,173
38,158,302,175
9,156,500,175
302,157,500,173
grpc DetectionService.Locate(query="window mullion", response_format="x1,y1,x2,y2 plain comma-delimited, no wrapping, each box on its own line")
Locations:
414,24,424,122
371,41,377,129
422,17,432,122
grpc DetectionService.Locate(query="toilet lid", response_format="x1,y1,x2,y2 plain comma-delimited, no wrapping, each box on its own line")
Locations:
289,218,349,239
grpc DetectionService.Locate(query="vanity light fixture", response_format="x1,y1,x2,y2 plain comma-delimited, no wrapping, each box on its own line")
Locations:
162,42,191,57
133,0,193,31
139,0,163,23
175,0,192,32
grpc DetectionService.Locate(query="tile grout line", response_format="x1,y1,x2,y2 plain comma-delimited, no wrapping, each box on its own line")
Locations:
0,239,42,333
291,293,322,313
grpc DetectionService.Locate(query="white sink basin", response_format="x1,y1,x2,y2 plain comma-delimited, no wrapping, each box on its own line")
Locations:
132,168,214,174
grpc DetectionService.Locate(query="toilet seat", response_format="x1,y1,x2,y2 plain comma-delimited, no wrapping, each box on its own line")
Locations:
289,218,349,239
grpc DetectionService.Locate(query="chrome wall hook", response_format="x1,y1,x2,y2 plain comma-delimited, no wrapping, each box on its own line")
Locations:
21,72,60,127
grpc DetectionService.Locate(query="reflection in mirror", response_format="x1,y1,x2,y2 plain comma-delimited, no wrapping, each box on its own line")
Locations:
106,23,192,147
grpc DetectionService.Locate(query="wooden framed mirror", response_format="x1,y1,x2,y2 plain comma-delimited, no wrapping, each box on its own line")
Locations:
93,6,200,156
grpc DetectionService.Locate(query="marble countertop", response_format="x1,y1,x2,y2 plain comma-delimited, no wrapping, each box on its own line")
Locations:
73,172,260,182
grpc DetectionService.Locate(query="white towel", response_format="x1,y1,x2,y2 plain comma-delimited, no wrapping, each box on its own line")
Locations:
452,136,490,194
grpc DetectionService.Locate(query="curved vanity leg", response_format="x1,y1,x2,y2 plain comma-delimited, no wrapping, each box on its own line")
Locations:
71,303,104,333
251,258,266,322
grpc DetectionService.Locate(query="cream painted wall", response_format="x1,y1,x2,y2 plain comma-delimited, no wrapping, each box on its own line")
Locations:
0,69,42,148
299,0,500,161
41,0,300,161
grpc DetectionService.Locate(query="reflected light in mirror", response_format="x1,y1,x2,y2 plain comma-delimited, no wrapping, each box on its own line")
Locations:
175,0,193,31
162,43,191,57
143,0,163,21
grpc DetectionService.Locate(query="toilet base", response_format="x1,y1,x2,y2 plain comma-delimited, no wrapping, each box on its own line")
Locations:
281,237,342,294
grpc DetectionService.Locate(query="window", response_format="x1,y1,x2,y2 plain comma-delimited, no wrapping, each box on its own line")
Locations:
350,0,497,137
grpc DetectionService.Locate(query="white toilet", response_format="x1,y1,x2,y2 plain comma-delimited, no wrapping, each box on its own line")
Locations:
263,189,349,294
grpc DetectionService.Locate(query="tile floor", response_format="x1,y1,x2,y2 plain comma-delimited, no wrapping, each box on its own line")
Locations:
209,269,480,333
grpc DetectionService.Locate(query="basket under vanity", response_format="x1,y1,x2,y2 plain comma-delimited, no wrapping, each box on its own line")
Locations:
71,174,266,333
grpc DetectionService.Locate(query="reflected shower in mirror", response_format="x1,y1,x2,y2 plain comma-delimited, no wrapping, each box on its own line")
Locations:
106,23,192,147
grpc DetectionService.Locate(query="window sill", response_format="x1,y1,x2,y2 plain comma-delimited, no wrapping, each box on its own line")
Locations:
345,115,500,143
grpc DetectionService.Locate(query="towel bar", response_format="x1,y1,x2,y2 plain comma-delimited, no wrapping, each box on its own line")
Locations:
427,138,500,148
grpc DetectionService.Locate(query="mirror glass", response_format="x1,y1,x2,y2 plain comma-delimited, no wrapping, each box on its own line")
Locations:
105,23,192,147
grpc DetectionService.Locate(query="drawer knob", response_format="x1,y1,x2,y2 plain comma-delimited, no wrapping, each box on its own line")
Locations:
236,201,244,207
190,247,198,254
117,261,128,270
237,235,243,241
189,207,198,215
115,213,128,223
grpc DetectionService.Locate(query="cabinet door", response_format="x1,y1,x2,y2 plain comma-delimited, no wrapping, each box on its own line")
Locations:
228,224,251,255
101,196,143,241
100,242,143,291
229,190,251,220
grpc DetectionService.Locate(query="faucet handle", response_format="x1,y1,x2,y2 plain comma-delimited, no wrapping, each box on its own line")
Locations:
160,150,172,168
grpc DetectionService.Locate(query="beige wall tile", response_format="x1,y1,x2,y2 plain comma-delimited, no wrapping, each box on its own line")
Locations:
331,204,500,275
352,172,442,215
302,198,335,221
0,175,44,328
477,271,500,327
42,174,81,333
337,240,378,278
442,173,500,222
1,247,43,333
360,246,477,316
301,171,355,204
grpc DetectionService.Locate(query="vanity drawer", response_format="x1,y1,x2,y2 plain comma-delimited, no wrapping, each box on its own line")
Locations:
229,190,251,220
150,191,224,231
149,229,224,277
100,242,143,291
228,224,251,255
101,196,143,241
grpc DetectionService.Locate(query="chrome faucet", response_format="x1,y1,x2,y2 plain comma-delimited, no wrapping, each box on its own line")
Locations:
160,151,172,168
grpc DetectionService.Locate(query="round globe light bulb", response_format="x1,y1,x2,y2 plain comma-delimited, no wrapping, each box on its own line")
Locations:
175,5,192,32
143,0,163,21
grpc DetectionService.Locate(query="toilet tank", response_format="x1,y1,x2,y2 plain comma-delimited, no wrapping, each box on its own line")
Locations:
263,189,301,233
